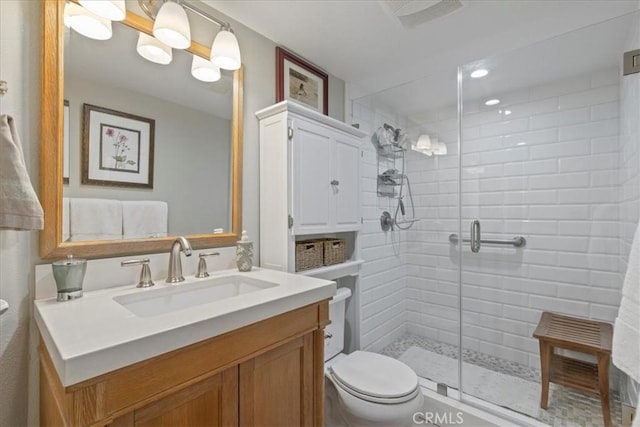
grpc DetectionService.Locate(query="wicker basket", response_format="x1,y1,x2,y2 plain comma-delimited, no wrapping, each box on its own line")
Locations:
295,240,324,271
323,238,346,266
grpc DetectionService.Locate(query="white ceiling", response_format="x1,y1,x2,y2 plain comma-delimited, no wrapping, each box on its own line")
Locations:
205,0,639,115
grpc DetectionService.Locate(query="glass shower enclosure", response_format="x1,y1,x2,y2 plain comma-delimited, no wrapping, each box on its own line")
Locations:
353,9,639,426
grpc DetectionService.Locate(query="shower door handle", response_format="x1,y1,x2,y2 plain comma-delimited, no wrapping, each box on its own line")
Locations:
470,220,481,253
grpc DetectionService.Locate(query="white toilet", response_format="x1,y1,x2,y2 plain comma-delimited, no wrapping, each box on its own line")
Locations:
324,288,424,427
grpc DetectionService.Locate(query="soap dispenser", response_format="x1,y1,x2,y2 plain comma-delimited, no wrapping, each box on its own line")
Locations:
236,230,253,272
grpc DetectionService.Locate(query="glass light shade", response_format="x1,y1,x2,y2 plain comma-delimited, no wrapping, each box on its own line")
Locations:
66,3,112,41
136,33,172,65
434,142,448,155
191,55,221,82
64,2,76,28
210,29,241,70
415,134,432,150
153,1,191,49
78,0,126,21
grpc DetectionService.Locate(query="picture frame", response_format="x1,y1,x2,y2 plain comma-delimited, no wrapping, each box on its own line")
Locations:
82,104,155,189
276,47,328,115
63,100,70,184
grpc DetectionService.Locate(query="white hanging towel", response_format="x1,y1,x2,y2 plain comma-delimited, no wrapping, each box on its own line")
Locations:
613,222,640,426
0,115,44,230
69,198,122,241
122,200,168,239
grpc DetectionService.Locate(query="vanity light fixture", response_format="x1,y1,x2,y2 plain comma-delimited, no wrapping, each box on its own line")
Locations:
139,0,242,70
413,134,447,156
137,33,173,65
470,68,488,78
69,0,242,78
78,0,126,21
191,55,221,82
65,2,113,40
485,98,500,106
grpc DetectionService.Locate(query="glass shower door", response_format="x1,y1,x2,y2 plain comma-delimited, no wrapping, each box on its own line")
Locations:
458,11,639,426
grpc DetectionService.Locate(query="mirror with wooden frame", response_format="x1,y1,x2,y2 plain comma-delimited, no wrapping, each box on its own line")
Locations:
40,0,243,259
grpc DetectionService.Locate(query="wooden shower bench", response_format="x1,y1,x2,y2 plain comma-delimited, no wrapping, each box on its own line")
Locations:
533,311,613,427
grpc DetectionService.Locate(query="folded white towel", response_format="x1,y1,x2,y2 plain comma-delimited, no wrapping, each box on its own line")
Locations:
0,115,44,230
613,222,640,426
122,200,168,239
69,198,122,241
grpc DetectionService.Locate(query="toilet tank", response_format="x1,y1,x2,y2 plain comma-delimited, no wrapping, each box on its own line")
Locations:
325,287,352,361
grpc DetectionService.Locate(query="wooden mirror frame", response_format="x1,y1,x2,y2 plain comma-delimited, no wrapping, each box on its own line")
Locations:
40,0,243,259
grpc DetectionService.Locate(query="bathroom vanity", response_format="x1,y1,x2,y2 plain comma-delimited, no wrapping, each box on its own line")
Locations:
36,269,335,426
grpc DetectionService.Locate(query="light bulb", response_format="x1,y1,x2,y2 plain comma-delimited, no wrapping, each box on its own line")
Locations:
191,55,221,82
136,33,172,65
78,0,126,21
416,134,432,150
435,142,448,156
210,29,241,70
485,99,500,106
153,1,191,49
470,69,488,78
66,2,112,41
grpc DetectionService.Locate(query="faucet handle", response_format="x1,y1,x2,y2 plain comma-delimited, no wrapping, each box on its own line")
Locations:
121,258,154,288
196,252,220,278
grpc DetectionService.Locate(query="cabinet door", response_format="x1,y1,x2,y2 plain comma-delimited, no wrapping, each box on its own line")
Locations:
239,334,315,427
133,367,238,427
292,119,333,234
333,135,361,230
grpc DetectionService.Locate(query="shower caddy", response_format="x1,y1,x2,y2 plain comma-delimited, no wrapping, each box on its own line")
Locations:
374,123,419,230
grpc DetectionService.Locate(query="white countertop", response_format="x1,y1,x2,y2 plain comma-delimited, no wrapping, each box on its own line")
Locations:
35,268,336,387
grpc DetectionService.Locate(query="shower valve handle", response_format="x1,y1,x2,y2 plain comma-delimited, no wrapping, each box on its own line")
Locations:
331,180,339,186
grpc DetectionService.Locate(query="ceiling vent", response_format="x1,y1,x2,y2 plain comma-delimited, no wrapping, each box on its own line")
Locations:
380,0,464,29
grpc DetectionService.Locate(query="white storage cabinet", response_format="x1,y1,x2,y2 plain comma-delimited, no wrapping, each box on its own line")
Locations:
256,101,365,272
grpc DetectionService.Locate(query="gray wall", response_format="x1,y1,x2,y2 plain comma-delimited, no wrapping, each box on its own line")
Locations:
65,77,232,235
0,1,41,426
0,1,346,426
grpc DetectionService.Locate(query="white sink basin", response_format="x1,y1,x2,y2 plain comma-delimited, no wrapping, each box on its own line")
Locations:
114,275,279,317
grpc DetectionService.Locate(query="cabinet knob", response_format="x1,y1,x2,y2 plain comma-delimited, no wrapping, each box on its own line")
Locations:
331,180,339,186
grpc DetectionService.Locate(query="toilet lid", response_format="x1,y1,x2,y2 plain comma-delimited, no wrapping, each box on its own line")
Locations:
329,351,419,400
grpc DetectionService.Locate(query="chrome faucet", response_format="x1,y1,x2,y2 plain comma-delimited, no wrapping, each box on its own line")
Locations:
167,236,192,283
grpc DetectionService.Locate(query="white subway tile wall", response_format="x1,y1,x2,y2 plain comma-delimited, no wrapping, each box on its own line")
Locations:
353,64,640,370
352,99,409,351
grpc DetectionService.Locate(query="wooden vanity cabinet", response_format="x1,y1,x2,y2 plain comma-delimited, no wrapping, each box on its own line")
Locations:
40,301,329,427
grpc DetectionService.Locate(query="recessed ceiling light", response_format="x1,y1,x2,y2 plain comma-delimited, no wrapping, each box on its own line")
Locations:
470,69,488,78
485,99,500,106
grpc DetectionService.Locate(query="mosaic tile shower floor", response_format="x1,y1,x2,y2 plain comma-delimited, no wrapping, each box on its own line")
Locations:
381,334,623,427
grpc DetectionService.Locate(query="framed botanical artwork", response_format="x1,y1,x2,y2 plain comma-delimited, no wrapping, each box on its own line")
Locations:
81,104,155,189
63,100,70,184
276,47,328,115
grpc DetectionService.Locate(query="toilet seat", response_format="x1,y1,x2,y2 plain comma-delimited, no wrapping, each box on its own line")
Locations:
328,351,420,404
